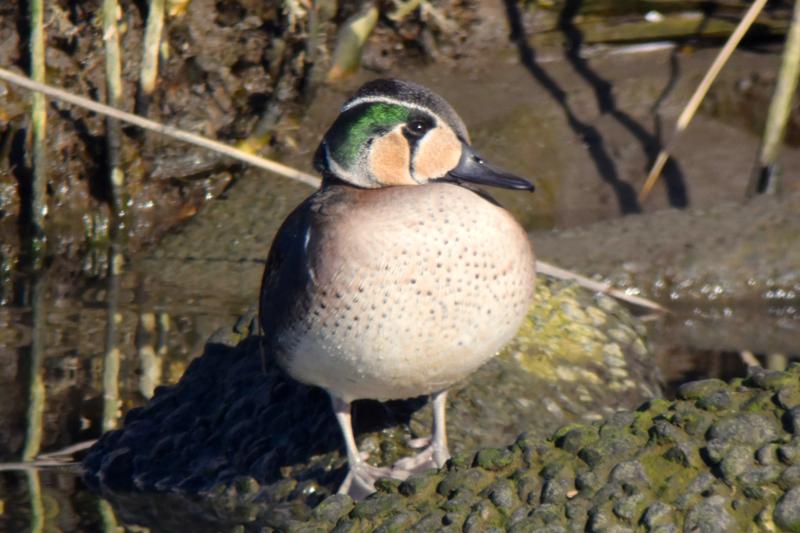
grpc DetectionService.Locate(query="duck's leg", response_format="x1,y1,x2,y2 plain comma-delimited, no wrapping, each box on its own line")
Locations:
431,389,451,466
391,390,451,475
330,394,393,499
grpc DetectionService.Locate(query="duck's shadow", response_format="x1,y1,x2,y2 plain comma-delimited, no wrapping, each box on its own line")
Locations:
82,333,425,529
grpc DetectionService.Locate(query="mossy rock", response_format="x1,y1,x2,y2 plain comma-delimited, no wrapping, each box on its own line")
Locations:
85,363,800,531
319,364,800,531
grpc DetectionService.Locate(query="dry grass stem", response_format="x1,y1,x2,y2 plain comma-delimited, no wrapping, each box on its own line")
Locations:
0,68,321,187
639,0,769,202
28,0,47,243
537,261,667,313
140,0,166,98
750,0,800,195
103,0,127,219
327,3,379,81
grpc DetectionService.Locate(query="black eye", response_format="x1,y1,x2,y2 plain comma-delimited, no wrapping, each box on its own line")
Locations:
403,117,433,140
409,120,427,133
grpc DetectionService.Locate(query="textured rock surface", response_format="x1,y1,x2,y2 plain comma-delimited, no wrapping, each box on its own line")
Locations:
534,192,800,304
310,365,800,531
82,361,800,531
533,192,800,355
82,279,659,529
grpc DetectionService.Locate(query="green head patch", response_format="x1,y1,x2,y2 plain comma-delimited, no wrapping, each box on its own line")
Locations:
324,103,410,168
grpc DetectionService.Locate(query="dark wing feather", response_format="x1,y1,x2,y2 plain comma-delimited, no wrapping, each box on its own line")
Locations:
258,199,315,363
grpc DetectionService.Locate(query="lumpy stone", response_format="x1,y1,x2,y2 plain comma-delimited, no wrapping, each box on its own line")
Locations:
775,487,800,532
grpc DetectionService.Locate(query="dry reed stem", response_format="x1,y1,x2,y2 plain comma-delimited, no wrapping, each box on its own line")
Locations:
140,0,166,98
0,68,321,187
28,0,47,244
750,0,800,195
27,471,44,533
103,0,127,220
21,278,45,461
639,0,769,202
327,3,379,81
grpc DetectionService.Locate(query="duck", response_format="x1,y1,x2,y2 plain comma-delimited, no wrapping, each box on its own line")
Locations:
259,79,536,498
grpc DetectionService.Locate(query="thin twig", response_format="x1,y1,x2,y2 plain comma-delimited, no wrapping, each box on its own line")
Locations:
639,0,769,202
0,68,321,188
37,439,97,459
0,439,96,472
0,459,81,472
537,261,667,313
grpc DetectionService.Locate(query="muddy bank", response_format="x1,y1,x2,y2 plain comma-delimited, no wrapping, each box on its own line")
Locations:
534,190,800,354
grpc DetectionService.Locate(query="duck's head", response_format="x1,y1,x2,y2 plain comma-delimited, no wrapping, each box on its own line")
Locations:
314,79,534,192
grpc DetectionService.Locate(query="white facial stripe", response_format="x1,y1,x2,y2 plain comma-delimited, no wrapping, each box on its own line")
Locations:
340,95,434,118
342,95,469,142
324,143,379,188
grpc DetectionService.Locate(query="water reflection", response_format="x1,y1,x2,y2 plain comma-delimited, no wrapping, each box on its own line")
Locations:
0,241,248,532
101,246,124,433
22,273,44,462
0,469,111,531
26,470,43,533
137,311,167,400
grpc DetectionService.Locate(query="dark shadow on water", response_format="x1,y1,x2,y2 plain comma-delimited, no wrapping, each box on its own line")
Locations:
81,334,427,529
502,0,691,211
647,4,730,208
559,0,689,209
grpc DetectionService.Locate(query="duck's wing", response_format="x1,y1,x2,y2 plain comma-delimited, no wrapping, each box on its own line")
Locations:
258,198,315,351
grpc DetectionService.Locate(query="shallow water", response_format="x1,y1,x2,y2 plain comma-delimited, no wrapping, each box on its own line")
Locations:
1,42,799,530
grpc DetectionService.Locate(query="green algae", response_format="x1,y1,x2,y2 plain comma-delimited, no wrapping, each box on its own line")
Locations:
316,364,800,531
506,282,642,394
